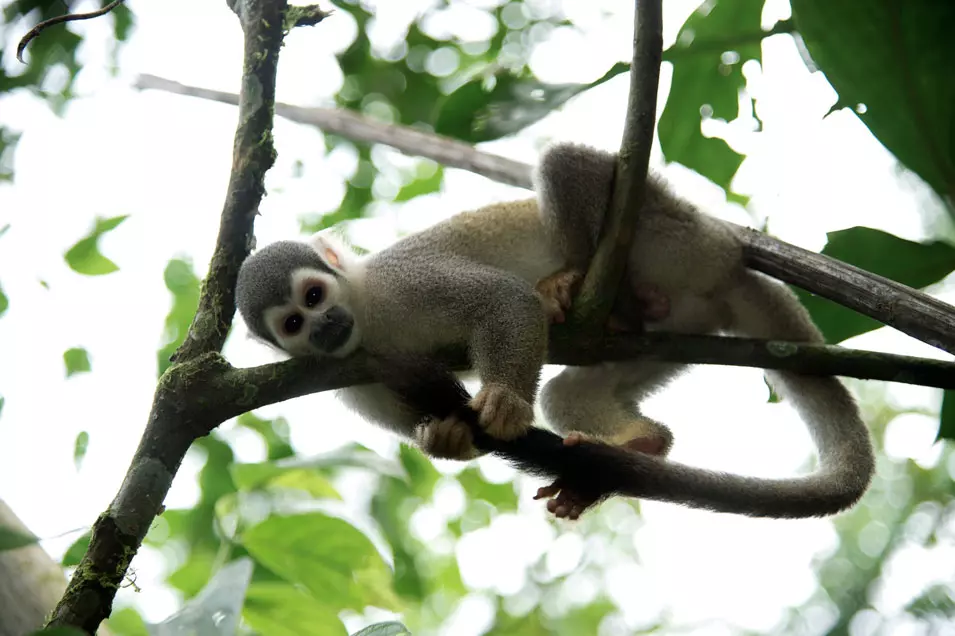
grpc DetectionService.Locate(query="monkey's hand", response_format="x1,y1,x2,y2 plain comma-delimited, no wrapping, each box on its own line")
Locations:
416,416,483,460
535,268,583,324
470,383,534,440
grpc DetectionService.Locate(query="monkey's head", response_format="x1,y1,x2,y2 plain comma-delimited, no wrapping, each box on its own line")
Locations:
236,234,362,358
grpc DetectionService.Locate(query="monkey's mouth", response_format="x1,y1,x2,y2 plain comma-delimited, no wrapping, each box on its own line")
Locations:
312,321,353,354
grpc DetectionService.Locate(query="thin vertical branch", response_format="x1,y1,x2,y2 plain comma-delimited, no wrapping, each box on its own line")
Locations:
568,0,663,333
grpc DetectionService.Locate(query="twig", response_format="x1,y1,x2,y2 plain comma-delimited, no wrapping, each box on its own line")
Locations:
133,74,534,189
569,0,663,334
17,0,125,63
135,74,955,356
286,4,332,27
45,1,291,631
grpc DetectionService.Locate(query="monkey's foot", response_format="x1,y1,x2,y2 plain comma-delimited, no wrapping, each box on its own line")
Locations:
416,415,481,460
536,269,583,324
533,431,669,520
470,384,533,440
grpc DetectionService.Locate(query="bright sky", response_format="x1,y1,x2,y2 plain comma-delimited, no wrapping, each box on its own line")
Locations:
1,0,953,634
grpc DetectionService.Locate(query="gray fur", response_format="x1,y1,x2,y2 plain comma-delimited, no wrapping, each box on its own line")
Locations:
236,241,334,345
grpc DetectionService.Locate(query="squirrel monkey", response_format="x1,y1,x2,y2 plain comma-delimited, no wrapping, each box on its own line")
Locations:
236,143,875,520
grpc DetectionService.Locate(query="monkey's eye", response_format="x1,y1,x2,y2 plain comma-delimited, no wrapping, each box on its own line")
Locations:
304,285,324,308
284,314,304,334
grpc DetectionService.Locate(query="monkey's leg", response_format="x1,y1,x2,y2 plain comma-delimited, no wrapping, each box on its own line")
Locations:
536,361,683,518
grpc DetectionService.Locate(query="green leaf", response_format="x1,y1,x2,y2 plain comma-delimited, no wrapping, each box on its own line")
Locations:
793,227,955,343
73,431,89,470
399,443,440,499
0,526,38,551
157,258,200,376
63,215,128,276
243,583,348,636
241,512,400,612
104,607,149,636
659,0,766,191
435,64,628,143
61,532,91,567
0,396,4,419
63,347,91,378
0,283,7,317
456,467,518,511
351,622,412,636
938,391,955,442
394,164,444,202
230,462,341,500
792,0,955,205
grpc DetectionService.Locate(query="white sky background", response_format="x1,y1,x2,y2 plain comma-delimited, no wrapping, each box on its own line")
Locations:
1,0,954,634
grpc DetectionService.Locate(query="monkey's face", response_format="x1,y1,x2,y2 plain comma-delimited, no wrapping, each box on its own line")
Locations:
261,266,361,358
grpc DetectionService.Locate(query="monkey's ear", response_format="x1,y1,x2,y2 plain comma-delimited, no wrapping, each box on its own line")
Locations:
308,231,351,273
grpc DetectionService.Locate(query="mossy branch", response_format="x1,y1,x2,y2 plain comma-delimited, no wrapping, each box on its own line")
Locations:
45,1,296,632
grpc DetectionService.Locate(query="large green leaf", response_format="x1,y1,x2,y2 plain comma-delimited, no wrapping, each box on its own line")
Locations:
0,282,7,317
241,512,400,612
793,227,955,343
792,0,955,207
243,583,348,636
63,215,128,276
659,0,767,191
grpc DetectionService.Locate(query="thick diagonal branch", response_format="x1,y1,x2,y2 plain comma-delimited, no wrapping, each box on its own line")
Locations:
46,1,292,632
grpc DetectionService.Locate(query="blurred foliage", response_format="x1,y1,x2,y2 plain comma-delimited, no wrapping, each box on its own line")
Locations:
791,0,955,215
0,0,135,177
157,258,201,375
3,0,955,635
62,346,91,377
73,430,89,470
658,0,766,193
0,525,38,551
63,215,128,276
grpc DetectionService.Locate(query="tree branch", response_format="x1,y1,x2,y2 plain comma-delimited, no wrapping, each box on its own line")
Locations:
16,0,125,63
46,1,292,631
569,0,662,335
133,74,534,190
219,334,955,424
135,74,955,356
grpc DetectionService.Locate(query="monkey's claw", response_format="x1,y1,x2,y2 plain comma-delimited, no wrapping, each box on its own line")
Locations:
470,384,533,440
536,269,583,324
416,415,480,460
